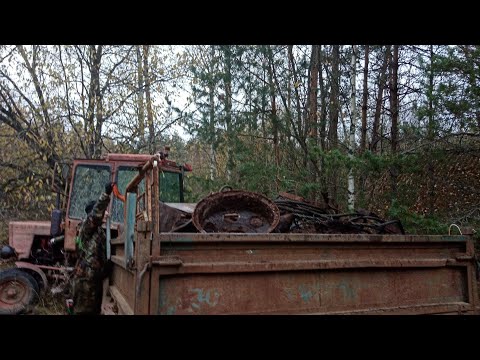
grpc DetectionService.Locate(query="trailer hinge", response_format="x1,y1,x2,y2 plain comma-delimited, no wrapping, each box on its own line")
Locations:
150,256,183,267
455,254,474,261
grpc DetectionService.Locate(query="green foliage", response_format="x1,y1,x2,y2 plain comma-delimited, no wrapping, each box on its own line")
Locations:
358,150,390,173
297,180,322,200
388,201,449,235
3,44,480,239
433,45,480,132
237,160,277,195
183,175,230,203
356,151,427,176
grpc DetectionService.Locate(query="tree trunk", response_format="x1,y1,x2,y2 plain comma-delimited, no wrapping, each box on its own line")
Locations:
390,46,399,154
266,46,280,189
136,46,145,147
260,54,267,140
371,46,391,153
93,45,104,159
307,45,320,191
317,47,327,152
85,45,102,159
222,46,234,181
328,45,340,151
318,46,328,204
360,45,369,154
209,46,217,180
288,45,304,147
17,46,54,148
427,45,436,215
389,45,399,201
208,82,216,181
143,45,156,154
327,45,340,207
348,45,357,211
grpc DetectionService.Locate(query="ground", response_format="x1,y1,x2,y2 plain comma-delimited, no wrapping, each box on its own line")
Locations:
29,292,65,315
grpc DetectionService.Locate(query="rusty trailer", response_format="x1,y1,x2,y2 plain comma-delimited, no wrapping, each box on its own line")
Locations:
102,153,480,315
106,232,479,315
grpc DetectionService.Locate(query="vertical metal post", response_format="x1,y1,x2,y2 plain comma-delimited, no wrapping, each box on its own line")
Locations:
106,216,111,260
125,192,137,268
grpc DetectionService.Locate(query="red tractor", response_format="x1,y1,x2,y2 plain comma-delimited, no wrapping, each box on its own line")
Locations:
0,148,190,314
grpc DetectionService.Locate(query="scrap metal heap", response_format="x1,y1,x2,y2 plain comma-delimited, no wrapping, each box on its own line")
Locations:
162,189,404,235
274,192,405,235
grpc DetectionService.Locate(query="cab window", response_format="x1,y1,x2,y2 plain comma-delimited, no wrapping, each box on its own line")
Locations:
68,165,111,219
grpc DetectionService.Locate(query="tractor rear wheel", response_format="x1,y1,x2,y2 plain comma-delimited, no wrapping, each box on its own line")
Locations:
0,268,39,315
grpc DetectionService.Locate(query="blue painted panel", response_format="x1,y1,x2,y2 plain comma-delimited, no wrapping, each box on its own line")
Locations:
125,192,137,268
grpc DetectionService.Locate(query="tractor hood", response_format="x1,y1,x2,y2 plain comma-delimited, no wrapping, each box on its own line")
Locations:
9,221,51,260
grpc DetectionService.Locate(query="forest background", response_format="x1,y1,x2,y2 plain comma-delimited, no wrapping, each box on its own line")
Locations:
1,45,479,244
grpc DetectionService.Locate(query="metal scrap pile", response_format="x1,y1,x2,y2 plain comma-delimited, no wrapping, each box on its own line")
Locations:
192,189,280,233
274,193,405,235
163,189,404,235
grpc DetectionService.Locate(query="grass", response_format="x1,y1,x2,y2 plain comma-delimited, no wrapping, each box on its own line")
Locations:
30,291,66,315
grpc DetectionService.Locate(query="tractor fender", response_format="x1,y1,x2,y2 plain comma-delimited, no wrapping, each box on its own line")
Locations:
14,262,49,291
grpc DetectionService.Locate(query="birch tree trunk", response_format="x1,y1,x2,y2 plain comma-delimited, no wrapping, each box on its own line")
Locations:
427,45,436,214
348,45,357,211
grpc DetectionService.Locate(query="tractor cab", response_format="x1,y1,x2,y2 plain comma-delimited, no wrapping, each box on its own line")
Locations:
64,148,189,251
